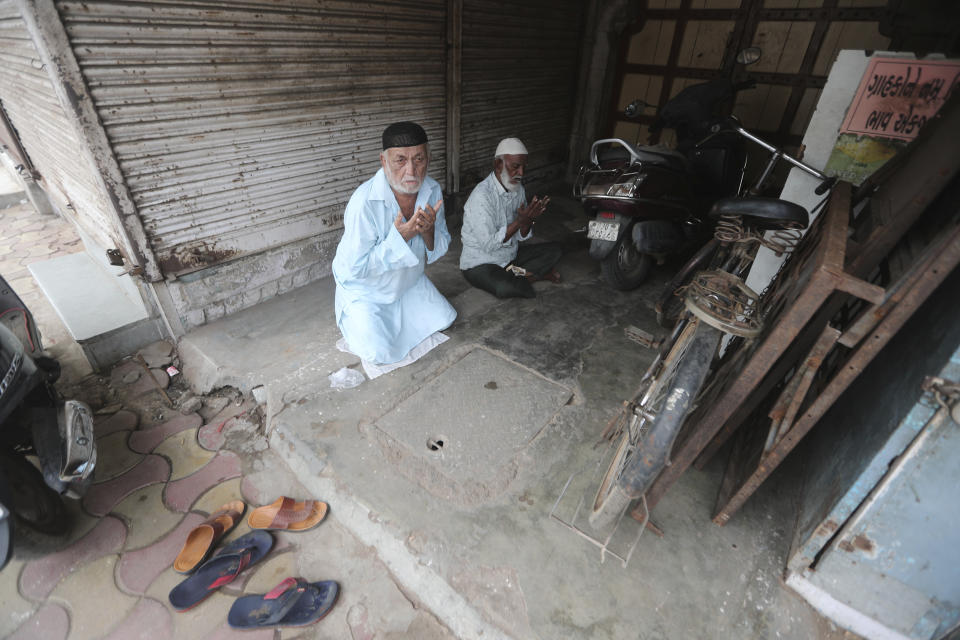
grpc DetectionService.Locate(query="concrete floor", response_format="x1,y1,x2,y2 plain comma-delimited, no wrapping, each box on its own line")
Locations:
177,194,855,640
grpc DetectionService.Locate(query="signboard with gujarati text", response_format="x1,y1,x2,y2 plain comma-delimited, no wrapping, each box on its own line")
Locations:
824,57,960,185
839,57,960,141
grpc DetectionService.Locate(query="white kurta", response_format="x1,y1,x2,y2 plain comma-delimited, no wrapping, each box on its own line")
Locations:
332,169,456,364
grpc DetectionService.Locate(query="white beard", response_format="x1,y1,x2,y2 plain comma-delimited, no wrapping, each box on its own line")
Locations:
385,167,424,195
499,167,522,192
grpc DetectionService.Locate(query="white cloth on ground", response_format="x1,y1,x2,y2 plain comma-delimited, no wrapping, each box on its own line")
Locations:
336,332,448,379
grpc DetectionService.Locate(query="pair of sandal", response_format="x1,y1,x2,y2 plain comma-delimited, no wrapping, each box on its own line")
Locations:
173,497,328,574
170,533,338,627
169,497,331,616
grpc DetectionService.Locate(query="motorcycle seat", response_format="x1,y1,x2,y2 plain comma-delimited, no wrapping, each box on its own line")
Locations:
595,142,688,172
634,146,689,171
709,197,808,230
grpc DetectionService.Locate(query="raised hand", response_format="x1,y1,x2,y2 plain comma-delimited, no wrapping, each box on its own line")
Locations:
415,199,442,236
394,211,420,241
415,199,442,250
517,195,550,228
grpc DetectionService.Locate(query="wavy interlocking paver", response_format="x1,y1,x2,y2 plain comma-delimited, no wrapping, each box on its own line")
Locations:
128,413,203,454
113,484,185,551
49,554,138,640
146,570,240,640
116,511,205,595
197,421,227,451
83,454,171,517
164,451,243,512
155,432,217,481
198,400,257,451
101,597,173,640
8,601,69,640
94,409,138,437
192,477,244,517
111,359,171,399
238,550,298,593
0,557,36,637
93,431,144,482
19,515,127,600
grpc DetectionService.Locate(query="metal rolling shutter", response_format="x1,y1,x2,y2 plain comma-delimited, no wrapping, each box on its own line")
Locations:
54,0,447,276
0,0,118,251
460,0,584,191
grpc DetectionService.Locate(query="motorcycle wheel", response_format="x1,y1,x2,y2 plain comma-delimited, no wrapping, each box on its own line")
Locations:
589,319,701,531
600,235,652,290
0,451,67,535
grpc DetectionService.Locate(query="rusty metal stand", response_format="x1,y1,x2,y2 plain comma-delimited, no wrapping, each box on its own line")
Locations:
712,219,960,524
630,95,960,524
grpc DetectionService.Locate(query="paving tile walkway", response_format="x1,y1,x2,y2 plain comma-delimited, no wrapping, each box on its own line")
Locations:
1,351,454,640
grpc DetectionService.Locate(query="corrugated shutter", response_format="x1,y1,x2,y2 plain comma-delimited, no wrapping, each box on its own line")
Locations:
54,0,447,275
460,0,584,191
0,0,118,251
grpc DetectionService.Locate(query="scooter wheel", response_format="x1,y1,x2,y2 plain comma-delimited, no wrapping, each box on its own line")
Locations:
600,237,652,290
0,451,67,535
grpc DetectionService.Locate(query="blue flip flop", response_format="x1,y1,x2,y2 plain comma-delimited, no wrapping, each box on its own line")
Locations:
227,577,340,628
168,530,273,611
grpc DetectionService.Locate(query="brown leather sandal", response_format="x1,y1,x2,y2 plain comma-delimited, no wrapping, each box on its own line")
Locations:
173,500,246,574
247,497,328,532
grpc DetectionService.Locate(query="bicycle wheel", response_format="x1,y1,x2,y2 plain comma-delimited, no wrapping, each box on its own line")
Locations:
589,318,707,531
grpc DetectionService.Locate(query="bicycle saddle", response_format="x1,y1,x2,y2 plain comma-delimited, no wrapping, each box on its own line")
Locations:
708,197,808,230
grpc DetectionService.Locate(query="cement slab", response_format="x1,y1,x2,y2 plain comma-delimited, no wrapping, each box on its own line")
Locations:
179,195,847,640
371,348,572,504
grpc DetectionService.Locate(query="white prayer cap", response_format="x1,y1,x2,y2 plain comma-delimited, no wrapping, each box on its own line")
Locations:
495,137,528,156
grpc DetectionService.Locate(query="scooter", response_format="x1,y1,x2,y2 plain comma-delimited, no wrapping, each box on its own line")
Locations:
0,274,96,570
574,48,769,290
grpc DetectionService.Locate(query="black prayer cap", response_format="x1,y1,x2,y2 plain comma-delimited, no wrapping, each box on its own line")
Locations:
382,121,428,150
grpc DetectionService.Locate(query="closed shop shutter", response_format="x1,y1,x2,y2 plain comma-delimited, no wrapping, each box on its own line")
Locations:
0,0,119,251
55,0,447,276
460,0,584,191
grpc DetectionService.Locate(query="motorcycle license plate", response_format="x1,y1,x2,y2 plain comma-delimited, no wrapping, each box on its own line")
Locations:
587,220,619,241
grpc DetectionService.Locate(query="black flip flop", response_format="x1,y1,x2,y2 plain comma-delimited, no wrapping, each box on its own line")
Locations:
227,577,339,628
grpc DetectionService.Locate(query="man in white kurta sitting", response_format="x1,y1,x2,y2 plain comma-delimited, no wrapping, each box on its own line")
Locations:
332,121,456,377
460,137,562,298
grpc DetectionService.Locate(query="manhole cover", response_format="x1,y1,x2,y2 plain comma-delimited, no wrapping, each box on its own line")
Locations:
371,349,572,502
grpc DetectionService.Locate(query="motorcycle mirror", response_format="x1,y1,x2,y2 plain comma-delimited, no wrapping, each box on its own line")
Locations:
736,47,762,65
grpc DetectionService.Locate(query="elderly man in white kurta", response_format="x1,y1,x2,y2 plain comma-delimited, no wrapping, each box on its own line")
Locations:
460,137,562,298
332,122,456,375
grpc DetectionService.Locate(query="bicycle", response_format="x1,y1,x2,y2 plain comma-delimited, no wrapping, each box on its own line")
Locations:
589,193,826,531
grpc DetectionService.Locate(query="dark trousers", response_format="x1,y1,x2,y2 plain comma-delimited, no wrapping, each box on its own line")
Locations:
462,242,563,299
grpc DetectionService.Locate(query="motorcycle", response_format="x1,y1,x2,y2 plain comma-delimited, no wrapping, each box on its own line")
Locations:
0,274,96,570
574,47,803,290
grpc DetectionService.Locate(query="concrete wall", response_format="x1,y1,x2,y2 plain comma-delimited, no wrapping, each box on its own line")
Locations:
156,232,339,333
